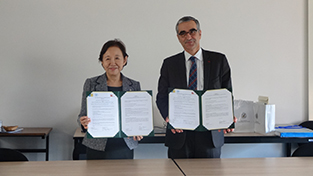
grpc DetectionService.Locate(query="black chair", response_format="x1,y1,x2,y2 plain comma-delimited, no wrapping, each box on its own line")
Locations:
299,120,313,130
292,143,313,157
0,148,28,162
297,121,313,146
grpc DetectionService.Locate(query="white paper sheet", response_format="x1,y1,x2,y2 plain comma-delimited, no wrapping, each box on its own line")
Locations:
87,92,119,138
121,91,153,136
169,89,199,130
202,89,233,130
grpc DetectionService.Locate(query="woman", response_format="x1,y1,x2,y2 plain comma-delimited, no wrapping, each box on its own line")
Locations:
78,39,143,160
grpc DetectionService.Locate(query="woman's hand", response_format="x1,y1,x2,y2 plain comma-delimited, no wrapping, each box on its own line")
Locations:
80,116,91,129
133,136,143,141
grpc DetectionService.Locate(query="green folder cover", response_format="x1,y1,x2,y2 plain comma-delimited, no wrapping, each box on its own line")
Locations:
86,90,154,138
168,88,235,131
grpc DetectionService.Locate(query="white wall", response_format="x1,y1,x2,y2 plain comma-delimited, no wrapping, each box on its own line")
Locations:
0,0,307,160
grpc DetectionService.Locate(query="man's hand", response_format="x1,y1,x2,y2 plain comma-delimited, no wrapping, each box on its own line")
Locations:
219,117,237,134
132,136,143,141
165,116,237,134
165,117,183,134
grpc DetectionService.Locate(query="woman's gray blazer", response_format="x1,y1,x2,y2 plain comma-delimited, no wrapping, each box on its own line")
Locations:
78,73,141,151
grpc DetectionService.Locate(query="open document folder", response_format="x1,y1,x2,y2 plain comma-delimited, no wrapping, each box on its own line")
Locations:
168,88,234,131
86,91,154,138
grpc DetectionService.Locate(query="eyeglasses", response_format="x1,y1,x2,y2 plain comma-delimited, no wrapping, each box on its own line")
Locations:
178,28,198,37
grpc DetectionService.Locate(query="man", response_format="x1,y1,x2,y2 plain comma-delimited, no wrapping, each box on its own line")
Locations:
156,16,234,159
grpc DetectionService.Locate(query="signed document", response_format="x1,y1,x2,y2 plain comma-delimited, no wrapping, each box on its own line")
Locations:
121,91,153,137
87,91,154,138
87,92,119,138
169,89,234,131
169,89,200,130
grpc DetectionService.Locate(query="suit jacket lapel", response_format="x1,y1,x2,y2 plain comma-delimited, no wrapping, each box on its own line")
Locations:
95,73,108,91
121,73,134,91
176,52,188,88
94,73,134,91
203,49,211,90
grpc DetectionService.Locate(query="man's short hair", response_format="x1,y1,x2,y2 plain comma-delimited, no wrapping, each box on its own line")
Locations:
175,16,201,34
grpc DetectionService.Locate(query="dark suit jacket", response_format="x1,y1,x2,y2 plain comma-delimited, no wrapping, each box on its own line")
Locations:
156,49,232,149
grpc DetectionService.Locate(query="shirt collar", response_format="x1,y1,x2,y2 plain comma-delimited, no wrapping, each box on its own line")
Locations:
184,48,203,61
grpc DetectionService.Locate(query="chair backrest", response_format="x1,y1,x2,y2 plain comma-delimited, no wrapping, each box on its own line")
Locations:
297,121,313,146
0,148,28,162
299,120,313,130
292,143,313,157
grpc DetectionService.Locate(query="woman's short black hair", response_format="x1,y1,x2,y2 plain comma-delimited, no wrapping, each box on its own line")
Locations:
98,39,128,66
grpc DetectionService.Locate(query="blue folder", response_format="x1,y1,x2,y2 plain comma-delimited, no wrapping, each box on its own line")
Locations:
275,125,313,137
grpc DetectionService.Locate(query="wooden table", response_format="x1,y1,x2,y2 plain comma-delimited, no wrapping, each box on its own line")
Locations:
1,157,313,176
0,127,52,161
0,159,182,176
174,157,313,176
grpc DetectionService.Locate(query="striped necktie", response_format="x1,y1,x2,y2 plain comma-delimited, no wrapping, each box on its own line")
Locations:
188,56,197,90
